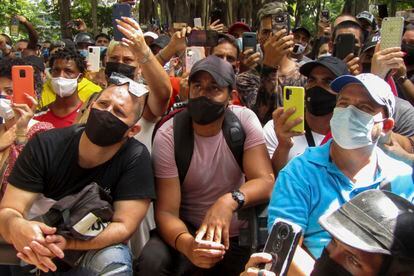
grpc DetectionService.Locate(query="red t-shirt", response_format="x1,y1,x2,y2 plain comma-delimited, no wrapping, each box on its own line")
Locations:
35,103,82,128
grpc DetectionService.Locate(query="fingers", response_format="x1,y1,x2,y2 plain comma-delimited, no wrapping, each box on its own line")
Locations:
243,49,254,56
213,225,222,244
245,252,273,268
195,225,207,241
22,246,53,273
37,224,56,236
195,238,225,250
211,19,220,26
121,16,141,31
17,252,49,273
205,224,215,242
343,53,354,63
30,240,54,257
222,225,230,249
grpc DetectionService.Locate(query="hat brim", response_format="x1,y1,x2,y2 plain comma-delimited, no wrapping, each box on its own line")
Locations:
293,27,311,38
189,68,231,88
299,60,335,78
319,211,391,255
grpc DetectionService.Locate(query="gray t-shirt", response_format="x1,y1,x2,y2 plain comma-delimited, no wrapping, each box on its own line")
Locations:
393,96,414,137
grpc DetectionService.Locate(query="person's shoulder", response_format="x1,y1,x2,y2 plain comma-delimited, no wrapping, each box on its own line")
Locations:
229,105,258,121
123,137,151,159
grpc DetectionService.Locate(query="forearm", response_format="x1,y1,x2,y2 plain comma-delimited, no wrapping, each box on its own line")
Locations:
239,174,275,208
156,45,177,67
392,133,413,153
271,146,291,176
65,221,132,251
22,21,38,50
155,210,191,251
399,79,414,104
0,208,23,242
141,50,172,117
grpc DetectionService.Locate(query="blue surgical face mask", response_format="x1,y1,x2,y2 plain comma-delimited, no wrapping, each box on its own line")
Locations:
79,49,88,58
330,105,383,150
99,46,107,54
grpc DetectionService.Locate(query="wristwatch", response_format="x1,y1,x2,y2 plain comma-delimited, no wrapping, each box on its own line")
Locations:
231,190,245,211
397,75,408,85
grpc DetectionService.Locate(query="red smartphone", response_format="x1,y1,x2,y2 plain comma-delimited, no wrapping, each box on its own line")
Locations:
12,65,35,107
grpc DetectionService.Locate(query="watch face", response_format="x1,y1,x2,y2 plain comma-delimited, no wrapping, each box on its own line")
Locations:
235,192,244,201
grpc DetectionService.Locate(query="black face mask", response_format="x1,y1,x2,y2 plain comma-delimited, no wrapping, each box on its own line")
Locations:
361,63,371,73
187,96,227,125
402,43,414,66
305,86,337,116
105,62,136,80
85,108,130,147
311,248,352,276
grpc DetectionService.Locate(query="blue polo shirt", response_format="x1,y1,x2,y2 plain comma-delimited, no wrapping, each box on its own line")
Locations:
268,140,414,258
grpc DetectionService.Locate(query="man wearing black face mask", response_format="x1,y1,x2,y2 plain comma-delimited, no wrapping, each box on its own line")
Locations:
136,55,274,275
264,56,349,175
0,78,155,274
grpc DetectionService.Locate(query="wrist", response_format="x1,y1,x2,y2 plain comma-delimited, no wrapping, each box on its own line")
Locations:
396,74,408,85
219,192,240,212
177,233,193,256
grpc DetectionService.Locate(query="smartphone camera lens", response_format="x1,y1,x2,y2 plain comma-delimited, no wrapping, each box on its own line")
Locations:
19,70,26,78
286,89,292,100
277,224,290,240
89,48,93,53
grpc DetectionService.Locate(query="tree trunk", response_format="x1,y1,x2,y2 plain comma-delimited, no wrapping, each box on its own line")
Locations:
173,0,190,24
390,0,397,17
59,0,71,38
91,0,98,35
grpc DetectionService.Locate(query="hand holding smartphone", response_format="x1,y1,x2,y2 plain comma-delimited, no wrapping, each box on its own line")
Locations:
261,218,303,276
12,65,35,108
272,13,290,35
283,86,304,133
333,33,355,60
242,32,257,52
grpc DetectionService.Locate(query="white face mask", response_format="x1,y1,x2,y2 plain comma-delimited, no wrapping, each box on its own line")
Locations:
330,105,383,150
0,98,14,120
292,43,307,55
51,75,79,98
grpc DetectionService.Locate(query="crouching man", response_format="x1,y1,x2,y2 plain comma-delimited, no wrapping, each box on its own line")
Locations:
0,75,154,275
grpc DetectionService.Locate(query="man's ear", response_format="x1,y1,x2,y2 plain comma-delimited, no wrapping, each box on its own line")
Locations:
383,117,395,134
128,123,141,138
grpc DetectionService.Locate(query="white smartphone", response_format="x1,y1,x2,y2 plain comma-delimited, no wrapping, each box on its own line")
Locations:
380,17,404,50
185,47,205,73
194,17,202,28
87,46,101,72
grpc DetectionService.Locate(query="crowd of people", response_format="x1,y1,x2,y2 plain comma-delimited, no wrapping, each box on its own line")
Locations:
0,0,413,275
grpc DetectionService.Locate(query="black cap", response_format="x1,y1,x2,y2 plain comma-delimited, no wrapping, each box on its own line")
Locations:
320,190,414,261
189,55,235,88
299,56,349,78
150,35,170,50
293,27,311,39
362,33,380,53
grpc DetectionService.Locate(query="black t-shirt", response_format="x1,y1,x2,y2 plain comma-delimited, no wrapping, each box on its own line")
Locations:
8,125,155,202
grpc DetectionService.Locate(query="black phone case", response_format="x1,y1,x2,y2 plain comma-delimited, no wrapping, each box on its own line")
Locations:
112,3,132,41
262,220,302,276
334,34,355,60
242,32,257,51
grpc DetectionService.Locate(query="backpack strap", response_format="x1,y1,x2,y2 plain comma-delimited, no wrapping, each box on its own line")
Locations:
173,109,194,184
222,109,245,171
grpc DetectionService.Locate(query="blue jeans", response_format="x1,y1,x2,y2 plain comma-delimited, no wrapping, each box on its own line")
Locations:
10,244,132,276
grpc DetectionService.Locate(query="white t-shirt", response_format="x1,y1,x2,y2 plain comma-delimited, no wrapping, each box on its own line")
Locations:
263,119,326,161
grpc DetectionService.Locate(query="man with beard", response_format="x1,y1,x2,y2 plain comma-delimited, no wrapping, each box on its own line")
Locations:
263,56,349,175
0,77,154,274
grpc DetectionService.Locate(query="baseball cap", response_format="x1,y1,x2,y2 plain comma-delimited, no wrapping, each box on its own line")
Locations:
150,34,170,50
293,27,311,39
319,190,414,260
228,22,251,36
143,31,159,40
362,33,380,53
330,73,395,117
299,56,349,78
189,55,235,88
356,11,375,25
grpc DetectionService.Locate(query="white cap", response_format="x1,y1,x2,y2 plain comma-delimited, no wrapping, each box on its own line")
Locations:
330,73,395,117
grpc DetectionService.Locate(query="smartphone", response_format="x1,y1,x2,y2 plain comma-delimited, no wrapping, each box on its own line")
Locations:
112,3,132,41
333,33,355,60
194,18,202,28
262,218,303,276
10,17,19,36
186,30,219,47
12,65,35,107
283,86,304,133
185,47,205,73
87,46,101,72
321,9,330,22
380,17,404,50
241,18,246,23
378,4,388,19
242,32,257,52
173,22,187,30
272,13,290,34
